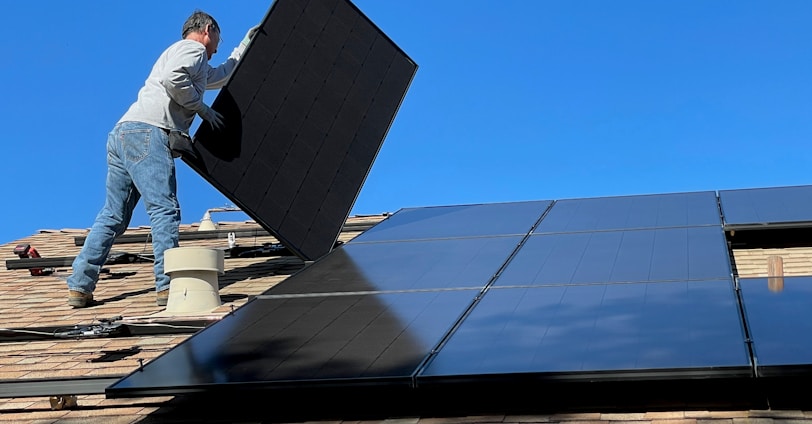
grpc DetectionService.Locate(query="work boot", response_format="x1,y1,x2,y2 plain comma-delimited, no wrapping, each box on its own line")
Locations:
156,290,169,307
68,290,93,308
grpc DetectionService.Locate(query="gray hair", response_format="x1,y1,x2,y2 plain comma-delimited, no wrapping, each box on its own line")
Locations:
181,10,220,39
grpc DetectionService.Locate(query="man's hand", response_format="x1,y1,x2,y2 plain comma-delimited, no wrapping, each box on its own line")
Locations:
241,24,261,47
197,104,224,130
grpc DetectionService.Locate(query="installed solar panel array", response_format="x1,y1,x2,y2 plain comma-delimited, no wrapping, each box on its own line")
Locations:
421,192,749,382
109,190,778,399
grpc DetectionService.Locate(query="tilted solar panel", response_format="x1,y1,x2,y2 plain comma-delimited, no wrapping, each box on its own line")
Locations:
183,0,417,260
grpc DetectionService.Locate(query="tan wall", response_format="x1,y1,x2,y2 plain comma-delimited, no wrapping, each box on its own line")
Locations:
732,247,812,278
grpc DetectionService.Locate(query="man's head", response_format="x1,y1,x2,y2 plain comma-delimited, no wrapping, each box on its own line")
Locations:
182,10,221,60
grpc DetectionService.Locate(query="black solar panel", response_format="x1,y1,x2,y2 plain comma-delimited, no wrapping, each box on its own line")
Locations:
495,227,732,287
738,276,812,376
351,200,552,242
266,236,524,295
719,185,812,230
536,191,721,234
419,281,750,381
183,0,417,260
107,290,479,395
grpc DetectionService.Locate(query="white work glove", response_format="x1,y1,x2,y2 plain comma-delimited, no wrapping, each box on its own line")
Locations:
241,24,261,48
197,104,224,130
230,24,261,61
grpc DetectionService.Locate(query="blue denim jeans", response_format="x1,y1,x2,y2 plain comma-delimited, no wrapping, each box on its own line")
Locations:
68,121,180,295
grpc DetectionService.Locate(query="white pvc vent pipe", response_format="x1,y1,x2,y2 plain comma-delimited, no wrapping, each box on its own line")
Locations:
163,247,225,314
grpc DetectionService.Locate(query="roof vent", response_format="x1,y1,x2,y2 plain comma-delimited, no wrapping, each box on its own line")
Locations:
198,211,218,231
197,206,243,231
162,247,225,314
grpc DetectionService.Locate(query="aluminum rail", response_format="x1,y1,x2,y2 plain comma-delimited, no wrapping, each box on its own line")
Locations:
73,222,376,246
0,376,123,398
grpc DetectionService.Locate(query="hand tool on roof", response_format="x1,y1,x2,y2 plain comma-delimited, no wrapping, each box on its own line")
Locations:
12,244,53,276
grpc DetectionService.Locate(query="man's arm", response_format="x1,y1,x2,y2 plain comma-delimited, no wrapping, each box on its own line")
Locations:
161,42,223,129
162,43,209,112
206,25,261,89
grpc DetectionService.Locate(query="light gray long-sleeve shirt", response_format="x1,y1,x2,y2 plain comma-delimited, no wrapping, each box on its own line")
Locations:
118,39,246,132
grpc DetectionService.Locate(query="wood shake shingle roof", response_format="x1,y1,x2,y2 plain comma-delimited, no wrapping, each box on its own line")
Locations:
0,214,811,423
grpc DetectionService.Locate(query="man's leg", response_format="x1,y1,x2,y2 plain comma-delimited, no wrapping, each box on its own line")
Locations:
127,123,180,302
67,124,141,306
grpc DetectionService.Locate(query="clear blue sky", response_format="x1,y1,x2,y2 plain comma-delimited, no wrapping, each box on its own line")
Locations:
3,1,811,244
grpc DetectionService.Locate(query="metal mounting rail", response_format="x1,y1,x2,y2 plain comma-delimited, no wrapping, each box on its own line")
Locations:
0,376,123,398
73,222,376,246
8,223,375,270
5,257,74,269
74,228,273,246
5,252,154,271
0,318,214,342
5,242,306,270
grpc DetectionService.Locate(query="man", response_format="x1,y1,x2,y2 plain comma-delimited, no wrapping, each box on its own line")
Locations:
67,10,258,308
